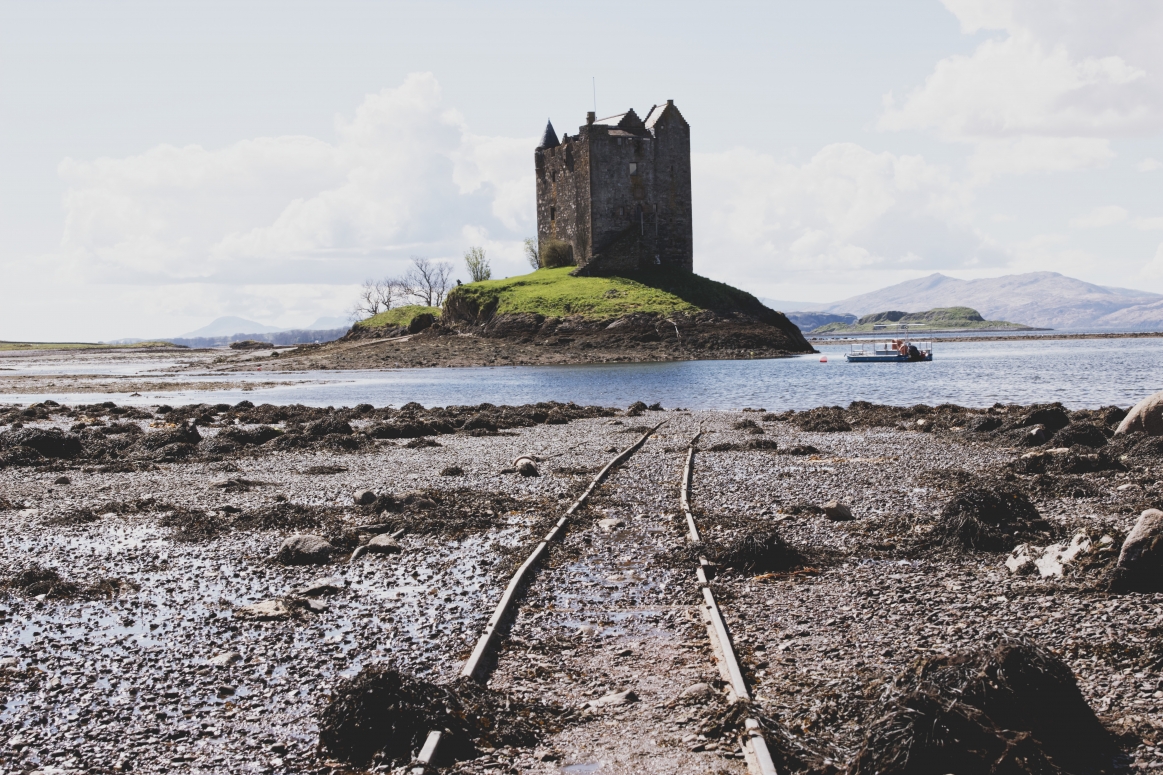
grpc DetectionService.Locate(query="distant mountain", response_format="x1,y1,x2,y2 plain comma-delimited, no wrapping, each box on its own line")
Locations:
179,316,283,338
812,272,1163,331
758,297,824,312
306,315,351,330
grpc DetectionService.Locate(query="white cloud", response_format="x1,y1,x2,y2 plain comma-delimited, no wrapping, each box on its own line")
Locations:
692,143,1004,294
1141,243,1163,279
883,1,1163,178
1069,205,1128,229
1139,157,1163,172
1135,216,1163,230
54,73,536,289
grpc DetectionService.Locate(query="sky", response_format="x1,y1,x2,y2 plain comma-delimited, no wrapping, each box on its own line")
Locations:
2,0,1162,340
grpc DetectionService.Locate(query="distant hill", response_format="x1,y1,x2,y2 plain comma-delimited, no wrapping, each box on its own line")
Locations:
785,311,857,331
811,306,1030,334
811,272,1163,331
179,316,283,338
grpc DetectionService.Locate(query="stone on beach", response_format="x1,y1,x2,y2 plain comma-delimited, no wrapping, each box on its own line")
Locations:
276,535,333,565
822,500,853,521
1112,509,1163,592
584,689,638,709
234,599,294,620
365,534,402,554
513,456,539,477
353,489,377,505
1004,532,1091,577
1115,390,1163,436
208,651,242,666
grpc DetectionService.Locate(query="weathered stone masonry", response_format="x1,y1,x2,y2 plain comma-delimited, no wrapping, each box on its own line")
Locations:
535,101,693,275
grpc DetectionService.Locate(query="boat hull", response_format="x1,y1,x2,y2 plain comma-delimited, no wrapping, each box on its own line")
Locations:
844,353,933,363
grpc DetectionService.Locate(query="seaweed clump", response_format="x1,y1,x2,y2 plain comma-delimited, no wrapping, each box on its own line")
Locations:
709,529,806,573
932,482,1049,551
851,640,1121,775
318,664,555,767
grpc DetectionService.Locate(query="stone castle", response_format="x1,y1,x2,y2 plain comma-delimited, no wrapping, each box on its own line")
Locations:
534,100,693,275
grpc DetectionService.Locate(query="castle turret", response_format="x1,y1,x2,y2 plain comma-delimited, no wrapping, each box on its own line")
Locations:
538,120,559,149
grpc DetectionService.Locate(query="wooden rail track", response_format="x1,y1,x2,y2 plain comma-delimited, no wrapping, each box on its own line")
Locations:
410,421,666,773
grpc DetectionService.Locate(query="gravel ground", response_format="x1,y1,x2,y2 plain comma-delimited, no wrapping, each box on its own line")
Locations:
1,400,1162,774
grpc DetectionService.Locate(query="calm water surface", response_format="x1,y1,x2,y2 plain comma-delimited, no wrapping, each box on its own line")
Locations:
4,337,1161,410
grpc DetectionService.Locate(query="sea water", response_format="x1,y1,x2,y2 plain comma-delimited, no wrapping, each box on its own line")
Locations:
2,337,1160,410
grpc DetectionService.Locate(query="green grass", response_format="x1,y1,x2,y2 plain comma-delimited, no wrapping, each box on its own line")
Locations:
354,305,441,329
444,266,765,319
0,340,181,351
812,306,1027,334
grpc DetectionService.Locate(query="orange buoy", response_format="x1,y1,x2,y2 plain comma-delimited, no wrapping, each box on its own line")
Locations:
820,356,828,363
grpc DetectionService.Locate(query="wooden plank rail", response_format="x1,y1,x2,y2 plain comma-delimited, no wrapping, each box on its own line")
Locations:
680,435,779,775
411,420,666,772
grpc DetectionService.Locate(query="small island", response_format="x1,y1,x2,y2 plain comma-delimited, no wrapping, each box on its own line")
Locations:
270,267,812,370
809,306,1035,335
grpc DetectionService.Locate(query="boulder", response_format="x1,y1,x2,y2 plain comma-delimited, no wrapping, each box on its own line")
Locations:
822,500,853,521
366,534,402,555
514,456,539,477
276,535,333,565
353,489,377,506
1115,391,1163,436
1113,509,1163,592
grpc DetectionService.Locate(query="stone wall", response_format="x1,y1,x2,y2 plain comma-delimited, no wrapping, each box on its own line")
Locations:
534,102,693,275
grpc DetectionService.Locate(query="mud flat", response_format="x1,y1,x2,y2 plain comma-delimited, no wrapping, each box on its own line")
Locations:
1,399,1162,773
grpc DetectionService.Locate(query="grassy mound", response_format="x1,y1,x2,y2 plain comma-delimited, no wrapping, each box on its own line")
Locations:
443,267,771,321
354,305,441,330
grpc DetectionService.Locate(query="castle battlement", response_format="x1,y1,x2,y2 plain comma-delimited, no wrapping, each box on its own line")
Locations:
534,100,693,275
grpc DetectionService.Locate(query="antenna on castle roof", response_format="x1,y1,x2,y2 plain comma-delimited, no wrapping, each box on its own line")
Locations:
592,77,596,116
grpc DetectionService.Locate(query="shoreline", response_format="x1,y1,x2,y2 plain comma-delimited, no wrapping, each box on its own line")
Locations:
0,399,1159,772
810,329,1163,344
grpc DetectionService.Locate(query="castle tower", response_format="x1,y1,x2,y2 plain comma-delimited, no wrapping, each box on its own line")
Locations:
534,100,693,275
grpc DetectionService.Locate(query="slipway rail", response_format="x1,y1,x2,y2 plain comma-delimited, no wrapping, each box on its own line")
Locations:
411,420,666,774
680,433,779,775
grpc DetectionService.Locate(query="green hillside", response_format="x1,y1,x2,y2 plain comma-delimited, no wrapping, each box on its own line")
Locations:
442,266,769,321
353,305,441,330
812,306,1029,334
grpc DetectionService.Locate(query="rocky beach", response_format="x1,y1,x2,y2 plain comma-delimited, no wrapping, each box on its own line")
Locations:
1,392,1162,774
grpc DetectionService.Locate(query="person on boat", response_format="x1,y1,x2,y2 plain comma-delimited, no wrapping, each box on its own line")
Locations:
908,344,922,360
898,341,910,357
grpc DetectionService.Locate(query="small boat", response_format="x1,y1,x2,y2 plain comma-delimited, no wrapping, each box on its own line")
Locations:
845,339,933,363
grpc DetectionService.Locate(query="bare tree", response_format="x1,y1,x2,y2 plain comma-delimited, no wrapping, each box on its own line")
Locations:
404,257,453,307
464,246,491,282
523,237,540,270
350,276,408,321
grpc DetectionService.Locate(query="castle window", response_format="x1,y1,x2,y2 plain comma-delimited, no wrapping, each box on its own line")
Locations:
629,163,637,175
550,206,556,221
551,170,556,182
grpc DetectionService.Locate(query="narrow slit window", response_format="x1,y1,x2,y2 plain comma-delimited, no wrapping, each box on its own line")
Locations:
550,206,556,220
629,162,637,175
